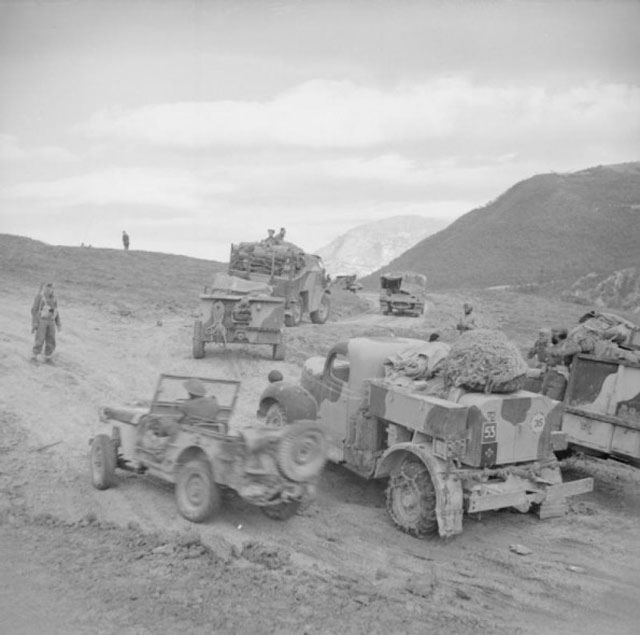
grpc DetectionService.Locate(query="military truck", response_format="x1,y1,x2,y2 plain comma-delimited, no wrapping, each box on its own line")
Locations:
333,274,363,294
91,374,327,522
561,354,640,466
379,271,426,317
193,273,285,360
229,241,331,327
257,337,593,538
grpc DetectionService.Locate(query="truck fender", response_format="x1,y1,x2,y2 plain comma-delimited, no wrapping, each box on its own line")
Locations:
375,443,463,538
257,381,318,422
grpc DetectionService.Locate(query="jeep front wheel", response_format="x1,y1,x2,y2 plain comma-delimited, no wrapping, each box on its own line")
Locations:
386,457,438,537
175,458,220,522
90,434,117,490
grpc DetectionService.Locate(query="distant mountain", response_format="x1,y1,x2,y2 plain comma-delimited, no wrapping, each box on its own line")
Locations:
366,163,640,289
315,215,448,277
562,267,640,314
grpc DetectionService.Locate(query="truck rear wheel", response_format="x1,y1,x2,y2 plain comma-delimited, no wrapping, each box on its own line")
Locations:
175,458,220,523
310,293,330,324
284,300,302,327
192,320,205,359
90,434,117,490
386,457,438,537
261,500,301,520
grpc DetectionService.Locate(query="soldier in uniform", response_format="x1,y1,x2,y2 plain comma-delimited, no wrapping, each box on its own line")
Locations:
262,229,276,246
456,302,477,333
122,230,130,250
527,328,551,367
178,378,220,424
31,282,62,363
274,227,286,244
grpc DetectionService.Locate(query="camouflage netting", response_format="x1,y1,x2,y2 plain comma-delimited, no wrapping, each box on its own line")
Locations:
442,329,529,394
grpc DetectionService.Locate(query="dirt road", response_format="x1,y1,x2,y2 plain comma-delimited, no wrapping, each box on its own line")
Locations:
1,287,639,634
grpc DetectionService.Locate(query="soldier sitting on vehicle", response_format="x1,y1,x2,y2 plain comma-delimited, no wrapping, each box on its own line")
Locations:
177,378,220,425
274,227,286,245
140,379,221,456
262,229,276,246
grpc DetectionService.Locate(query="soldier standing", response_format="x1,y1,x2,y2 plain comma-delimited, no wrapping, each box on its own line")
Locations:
122,230,130,250
456,302,477,333
31,282,62,364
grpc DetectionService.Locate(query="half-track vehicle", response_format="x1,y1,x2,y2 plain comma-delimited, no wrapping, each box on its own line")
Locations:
229,241,331,327
257,337,593,538
90,374,327,522
193,273,285,360
379,271,426,317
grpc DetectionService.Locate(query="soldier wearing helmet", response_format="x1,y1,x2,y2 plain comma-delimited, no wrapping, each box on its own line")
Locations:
456,302,477,333
179,378,220,424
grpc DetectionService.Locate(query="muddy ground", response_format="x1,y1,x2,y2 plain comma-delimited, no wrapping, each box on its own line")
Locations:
1,285,639,634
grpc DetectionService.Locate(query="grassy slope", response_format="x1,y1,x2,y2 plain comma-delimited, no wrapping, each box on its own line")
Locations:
0,234,225,313
366,163,640,290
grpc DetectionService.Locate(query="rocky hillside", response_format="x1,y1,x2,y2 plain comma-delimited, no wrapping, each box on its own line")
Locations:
315,215,447,277
563,267,640,314
365,163,640,289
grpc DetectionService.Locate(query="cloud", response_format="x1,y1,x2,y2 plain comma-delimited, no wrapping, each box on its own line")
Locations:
79,78,640,151
0,134,77,162
0,166,233,209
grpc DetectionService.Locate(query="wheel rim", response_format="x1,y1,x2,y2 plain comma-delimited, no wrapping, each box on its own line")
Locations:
392,480,422,524
266,406,286,428
185,473,207,509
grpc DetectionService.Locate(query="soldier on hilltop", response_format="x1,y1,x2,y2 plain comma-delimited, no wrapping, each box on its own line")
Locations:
122,230,130,251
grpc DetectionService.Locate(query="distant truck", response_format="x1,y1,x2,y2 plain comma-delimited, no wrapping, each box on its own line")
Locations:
193,273,285,360
257,337,592,538
561,354,640,466
379,272,426,317
229,241,331,327
333,274,363,294
91,374,327,522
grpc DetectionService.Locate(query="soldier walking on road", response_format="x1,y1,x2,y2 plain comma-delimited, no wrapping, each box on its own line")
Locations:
122,230,130,250
31,282,62,364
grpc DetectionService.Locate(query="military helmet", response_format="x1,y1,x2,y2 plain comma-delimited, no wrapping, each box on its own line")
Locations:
463,302,473,311
183,378,207,397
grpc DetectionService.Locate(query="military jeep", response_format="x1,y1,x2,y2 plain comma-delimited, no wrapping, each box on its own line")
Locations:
90,374,327,522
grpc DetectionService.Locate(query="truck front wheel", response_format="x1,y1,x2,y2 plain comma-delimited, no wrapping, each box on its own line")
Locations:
310,293,330,324
386,457,438,537
175,458,220,522
265,402,288,428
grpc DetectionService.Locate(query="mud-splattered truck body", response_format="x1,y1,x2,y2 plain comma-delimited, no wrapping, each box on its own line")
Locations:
258,336,593,537
562,354,640,466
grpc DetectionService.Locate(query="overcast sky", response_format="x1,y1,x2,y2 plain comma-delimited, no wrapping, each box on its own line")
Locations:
1,0,638,261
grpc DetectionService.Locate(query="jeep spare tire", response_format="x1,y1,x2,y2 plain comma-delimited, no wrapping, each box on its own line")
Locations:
277,423,327,482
